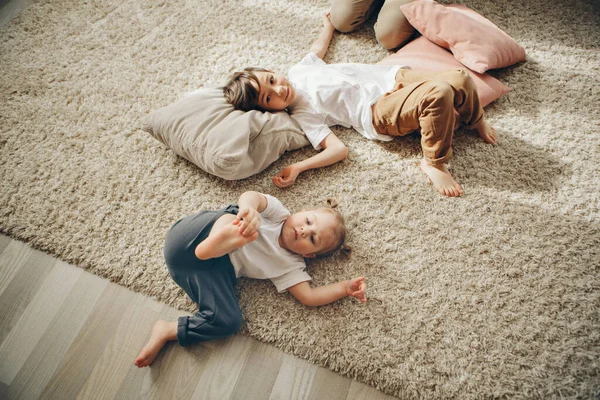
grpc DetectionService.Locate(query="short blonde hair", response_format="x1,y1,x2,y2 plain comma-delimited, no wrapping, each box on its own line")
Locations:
222,67,270,111
313,207,346,256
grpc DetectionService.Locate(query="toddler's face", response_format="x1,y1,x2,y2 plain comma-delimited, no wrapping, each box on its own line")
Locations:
279,209,337,258
252,70,296,112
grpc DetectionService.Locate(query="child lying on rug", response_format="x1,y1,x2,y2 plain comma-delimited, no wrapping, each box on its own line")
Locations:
223,12,497,197
134,191,366,368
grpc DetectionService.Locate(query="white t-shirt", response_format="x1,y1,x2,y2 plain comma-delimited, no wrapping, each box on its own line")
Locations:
228,194,312,292
287,52,403,149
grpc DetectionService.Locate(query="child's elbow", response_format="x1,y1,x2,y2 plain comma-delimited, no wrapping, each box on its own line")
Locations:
297,296,318,307
342,144,349,159
337,143,349,160
292,292,318,307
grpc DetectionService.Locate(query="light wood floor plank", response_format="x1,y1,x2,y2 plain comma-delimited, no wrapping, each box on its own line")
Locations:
307,367,352,400
40,283,135,400
249,339,289,361
190,335,254,399
0,260,82,386
0,234,11,254
0,0,35,29
348,380,398,400
146,336,211,399
0,381,7,400
5,270,107,400
269,354,319,400
0,239,33,297
112,342,199,400
230,341,283,400
0,248,56,345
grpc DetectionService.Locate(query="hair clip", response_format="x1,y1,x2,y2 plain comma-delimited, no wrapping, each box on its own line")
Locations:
339,244,352,256
326,197,339,208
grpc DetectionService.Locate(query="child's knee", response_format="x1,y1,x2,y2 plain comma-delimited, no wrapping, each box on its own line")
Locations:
426,81,454,106
449,68,476,92
374,22,410,50
374,0,416,50
217,310,243,336
330,0,373,33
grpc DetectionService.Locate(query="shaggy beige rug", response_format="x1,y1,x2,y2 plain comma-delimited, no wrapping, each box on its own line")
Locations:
1,0,599,398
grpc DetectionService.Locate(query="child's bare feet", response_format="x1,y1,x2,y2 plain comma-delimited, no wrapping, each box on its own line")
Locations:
210,222,258,255
473,117,497,144
134,320,178,368
195,216,258,260
420,159,464,197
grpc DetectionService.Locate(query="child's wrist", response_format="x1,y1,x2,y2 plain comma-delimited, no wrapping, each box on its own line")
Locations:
238,204,255,215
343,279,352,296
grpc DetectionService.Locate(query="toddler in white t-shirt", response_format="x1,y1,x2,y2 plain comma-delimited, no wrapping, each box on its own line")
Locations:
223,12,497,197
134,191,366,368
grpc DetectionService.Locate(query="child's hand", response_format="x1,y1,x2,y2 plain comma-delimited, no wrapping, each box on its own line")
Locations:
224,220,259,247
234,206,262,236
346,276,367,303
272,164,301,188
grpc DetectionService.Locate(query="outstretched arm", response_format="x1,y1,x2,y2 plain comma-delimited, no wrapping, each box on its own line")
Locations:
288,276,367,307
273,132,348,188
310,12,335,60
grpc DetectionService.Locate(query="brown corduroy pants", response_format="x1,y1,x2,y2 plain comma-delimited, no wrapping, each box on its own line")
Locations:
371,68,483,165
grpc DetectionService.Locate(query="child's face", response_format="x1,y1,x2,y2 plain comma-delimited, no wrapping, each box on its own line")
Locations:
253,71,296,112
279,209,337,258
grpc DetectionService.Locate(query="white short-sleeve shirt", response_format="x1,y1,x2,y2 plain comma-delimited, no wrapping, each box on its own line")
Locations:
287,52,403,149
228,194,312,292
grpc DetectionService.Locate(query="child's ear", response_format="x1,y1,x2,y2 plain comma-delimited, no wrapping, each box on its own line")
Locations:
303,253,316,259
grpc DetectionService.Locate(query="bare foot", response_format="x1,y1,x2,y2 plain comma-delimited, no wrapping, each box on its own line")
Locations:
420,159,464,197
473,117,497,144
134,320,178,368
195,217,258,260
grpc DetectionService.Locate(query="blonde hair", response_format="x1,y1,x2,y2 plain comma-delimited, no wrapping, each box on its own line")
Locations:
312,207,347,256
222,67,270,111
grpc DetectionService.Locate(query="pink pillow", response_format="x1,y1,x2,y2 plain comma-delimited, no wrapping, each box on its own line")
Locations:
377,36,510,107
400,0,526,73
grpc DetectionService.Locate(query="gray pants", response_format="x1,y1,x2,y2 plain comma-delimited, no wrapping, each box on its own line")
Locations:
163,205,242,346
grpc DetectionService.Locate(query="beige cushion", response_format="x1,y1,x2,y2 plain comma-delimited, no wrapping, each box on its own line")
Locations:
142,87,309,180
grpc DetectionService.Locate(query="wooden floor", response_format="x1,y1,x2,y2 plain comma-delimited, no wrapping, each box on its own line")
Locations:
0,233,396,400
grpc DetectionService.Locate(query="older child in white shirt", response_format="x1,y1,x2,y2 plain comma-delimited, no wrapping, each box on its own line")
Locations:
223,13,497,197
134,191,365,368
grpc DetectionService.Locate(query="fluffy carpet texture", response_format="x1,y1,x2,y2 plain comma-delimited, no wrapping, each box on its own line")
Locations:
1,0,599,398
